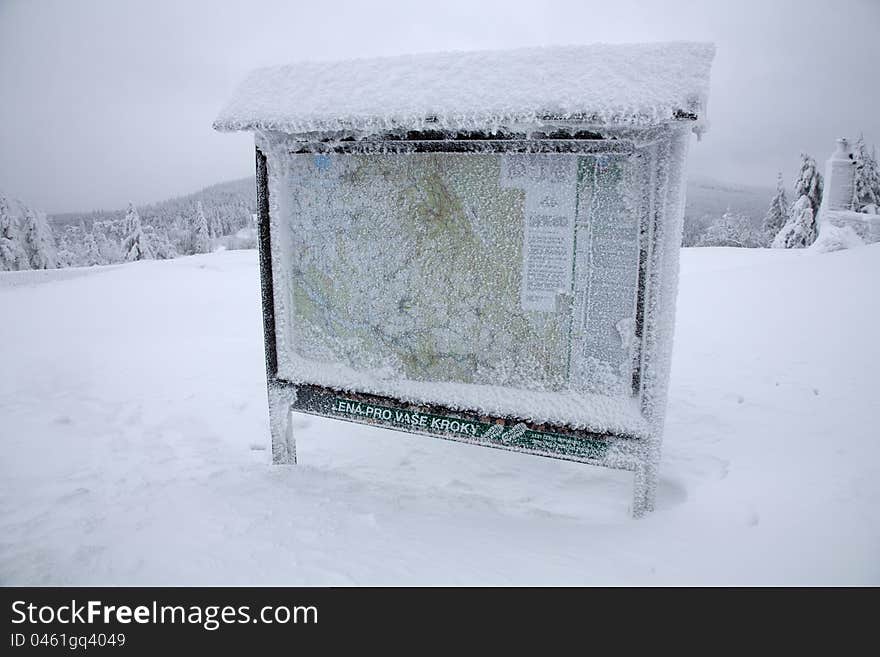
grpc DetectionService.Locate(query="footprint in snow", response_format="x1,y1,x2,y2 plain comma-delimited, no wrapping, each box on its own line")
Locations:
57,487,90,503
657,477,688,507
291,415,312,429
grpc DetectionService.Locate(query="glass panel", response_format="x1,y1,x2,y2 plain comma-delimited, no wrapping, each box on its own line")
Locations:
280,151,640,413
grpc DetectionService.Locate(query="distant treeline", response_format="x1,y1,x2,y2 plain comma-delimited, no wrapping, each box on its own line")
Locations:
1,178,257,271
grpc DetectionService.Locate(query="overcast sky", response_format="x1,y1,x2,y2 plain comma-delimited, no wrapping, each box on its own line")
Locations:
1,0,878,214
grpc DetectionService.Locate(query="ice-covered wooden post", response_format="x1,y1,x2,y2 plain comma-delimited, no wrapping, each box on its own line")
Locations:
214,43,715,517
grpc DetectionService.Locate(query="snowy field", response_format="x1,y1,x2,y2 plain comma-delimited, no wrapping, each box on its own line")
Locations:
1,245,878,585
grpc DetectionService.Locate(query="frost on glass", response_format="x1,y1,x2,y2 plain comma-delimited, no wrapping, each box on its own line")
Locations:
280,151,641,419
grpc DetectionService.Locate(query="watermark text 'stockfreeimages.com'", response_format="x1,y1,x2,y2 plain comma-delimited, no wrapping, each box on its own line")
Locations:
11,599,317,632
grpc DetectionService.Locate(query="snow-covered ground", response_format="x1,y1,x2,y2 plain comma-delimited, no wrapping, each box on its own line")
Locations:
1,245,878,585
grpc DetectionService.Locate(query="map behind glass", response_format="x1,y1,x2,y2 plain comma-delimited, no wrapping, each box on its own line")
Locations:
283,151,639,399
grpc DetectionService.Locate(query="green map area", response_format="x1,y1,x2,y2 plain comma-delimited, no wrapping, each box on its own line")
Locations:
285,152,571,392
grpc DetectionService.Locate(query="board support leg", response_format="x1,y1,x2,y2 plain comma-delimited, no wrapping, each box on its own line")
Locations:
632,463,648,518
268,384,296,465
632,444,660,517
643,457,658,513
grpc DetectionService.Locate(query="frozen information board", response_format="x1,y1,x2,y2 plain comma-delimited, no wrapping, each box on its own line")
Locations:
215,42,715,515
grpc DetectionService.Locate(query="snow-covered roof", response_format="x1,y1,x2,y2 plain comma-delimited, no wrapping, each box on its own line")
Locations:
214,42,715,137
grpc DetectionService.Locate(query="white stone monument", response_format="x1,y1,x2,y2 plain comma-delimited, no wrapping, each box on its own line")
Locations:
817,138,880,246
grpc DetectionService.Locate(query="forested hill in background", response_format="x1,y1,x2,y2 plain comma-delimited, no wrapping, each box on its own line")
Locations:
49,174,775,249
34,177,258,268
49,177,256,231
685,176,774,224
682,175,774,246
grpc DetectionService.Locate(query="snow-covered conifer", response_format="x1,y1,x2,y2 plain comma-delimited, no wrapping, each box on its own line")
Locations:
772,195,815,248
95,231,118,264
793,153,823,217
0,194,28,271
209,212,223,240
699,209,764,248
146,225,176,260
80,231,103,266
54,232,78,268
122,202,152,262
762,172,789,242
192,201,211,254
852,136,880,211
22,206,57,269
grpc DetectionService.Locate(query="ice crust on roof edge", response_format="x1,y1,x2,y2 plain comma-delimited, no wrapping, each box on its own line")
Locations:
214,42,715,137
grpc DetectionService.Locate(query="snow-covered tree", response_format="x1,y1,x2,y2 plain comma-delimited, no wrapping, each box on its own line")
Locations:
209,212,223,240
852,136,880,212
793,153,823,218
698,209,765,248
681,214,712,247
191,200,211,254
91,220,123,263
54,225,82,267
80,231,103,266
94,218,126,243
121,202,152,262
762,172,789,242
145,225,176,260
773,195,815,248
95,231,118,264
0,193,56,270
54,232,78,268
22,206,57,269
0,194,28,271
